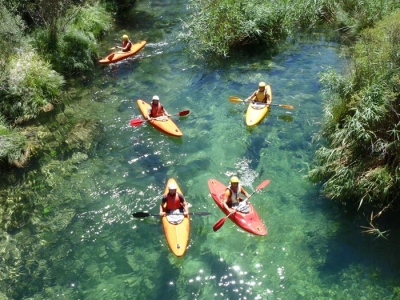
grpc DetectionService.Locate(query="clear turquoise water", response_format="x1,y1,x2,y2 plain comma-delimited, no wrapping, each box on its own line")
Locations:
1,1,400,299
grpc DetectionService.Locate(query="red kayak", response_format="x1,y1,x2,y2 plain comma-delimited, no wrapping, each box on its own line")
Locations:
207,178,267,236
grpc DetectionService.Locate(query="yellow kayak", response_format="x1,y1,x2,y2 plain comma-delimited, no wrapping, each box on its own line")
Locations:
161,178,190,257
245,85,273,126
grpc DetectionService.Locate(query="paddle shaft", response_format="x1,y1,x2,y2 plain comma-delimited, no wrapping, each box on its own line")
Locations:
229,96,294,109
132,211,210,218
130,110,190,126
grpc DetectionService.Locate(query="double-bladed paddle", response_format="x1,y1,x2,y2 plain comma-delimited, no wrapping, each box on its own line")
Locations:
212,179,271,232
129,110,190,126
132,211,211,218
229,96,294,110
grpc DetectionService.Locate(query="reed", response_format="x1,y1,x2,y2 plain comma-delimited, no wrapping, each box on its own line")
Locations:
309,10,400,217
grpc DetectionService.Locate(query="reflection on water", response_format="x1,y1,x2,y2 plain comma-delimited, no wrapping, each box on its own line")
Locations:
1,0,400,299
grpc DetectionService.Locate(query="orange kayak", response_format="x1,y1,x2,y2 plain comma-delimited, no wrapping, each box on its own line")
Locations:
99,40,146,64
137,99,183,137
245,85,273,126
161,178,190,257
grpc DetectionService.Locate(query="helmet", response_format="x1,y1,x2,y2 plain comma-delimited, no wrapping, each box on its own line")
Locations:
259,82,266,88
230,176,239,184
152,95,159,101
122,34,129,41
168,182,177,190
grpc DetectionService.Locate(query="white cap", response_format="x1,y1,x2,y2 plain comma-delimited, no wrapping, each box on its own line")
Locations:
168,182,177,190
152,95,159,101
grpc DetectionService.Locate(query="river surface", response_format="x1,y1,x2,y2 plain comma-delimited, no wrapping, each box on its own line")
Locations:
1,0,400,299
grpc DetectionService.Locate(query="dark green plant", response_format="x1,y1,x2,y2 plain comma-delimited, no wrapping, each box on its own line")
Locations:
32,2,112,74
0,117,27,166
1,50,65,122
309,10,400,222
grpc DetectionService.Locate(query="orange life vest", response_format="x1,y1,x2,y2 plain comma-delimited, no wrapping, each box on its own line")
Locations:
122,40,132,52
165,193,183,210
150,102,164,117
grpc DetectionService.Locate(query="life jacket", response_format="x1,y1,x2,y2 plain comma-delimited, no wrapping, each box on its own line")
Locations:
226,184,242,205
150,102,164,117
165,192,184,210
253,89,268,103
122,40,132,52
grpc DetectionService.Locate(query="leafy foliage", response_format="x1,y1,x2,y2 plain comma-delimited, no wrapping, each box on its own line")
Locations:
0,116,27,165
182,0,400,57
1,50,65,122
32,2,112,75
309,10,400,214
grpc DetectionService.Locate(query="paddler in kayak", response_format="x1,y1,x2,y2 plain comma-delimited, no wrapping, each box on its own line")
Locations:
245,81,271,104
146,95,171,120
116,34,132,52
223,176,251,213
159,182,189,218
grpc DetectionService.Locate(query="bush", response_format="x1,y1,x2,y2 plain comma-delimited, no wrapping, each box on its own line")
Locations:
1,50,65,122
309,10,400,214
0,116,27,166
32,2,113,75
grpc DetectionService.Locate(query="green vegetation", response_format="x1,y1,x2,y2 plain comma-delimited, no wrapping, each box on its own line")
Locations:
0,117,27,166
182,0,400,57
0,0,113,166
32,2,112,75
308,10,400,228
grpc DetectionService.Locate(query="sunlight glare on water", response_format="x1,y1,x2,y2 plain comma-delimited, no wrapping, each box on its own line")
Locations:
1,0,400,299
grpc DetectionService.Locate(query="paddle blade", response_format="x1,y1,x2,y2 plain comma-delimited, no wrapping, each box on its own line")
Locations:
129,118,145,126
256,179,271,191
229,96,244,103
279,104,295,110
177,110,190,116
132,212,151,218
213,216,227,232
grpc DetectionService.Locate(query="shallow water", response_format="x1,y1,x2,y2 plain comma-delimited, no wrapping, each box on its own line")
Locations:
1,0,400,299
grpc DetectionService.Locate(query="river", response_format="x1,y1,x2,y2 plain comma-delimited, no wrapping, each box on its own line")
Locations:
1,0,400,299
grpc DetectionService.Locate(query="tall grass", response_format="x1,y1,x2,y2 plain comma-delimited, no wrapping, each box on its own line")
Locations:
0,116,27,166
309,10,400,215
1,50,65,123
182,0,400,57
33,2,112,75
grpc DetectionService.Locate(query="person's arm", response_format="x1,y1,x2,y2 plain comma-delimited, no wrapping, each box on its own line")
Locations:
178,193,189,216
159,196,167,216
146,107,152,120
223,189,235,213
241,186,250,199
245,91,256,102
118,41,131,52
162,105,171,117
266,92,271,105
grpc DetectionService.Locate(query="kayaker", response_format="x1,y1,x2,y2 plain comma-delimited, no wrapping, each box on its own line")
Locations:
116,34,132,52
146,95,171,120
223,176,251,213
245,81,271,104
159,182,189,217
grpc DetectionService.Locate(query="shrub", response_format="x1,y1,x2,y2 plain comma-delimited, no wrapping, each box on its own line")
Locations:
0,116,27,166
1,50,65,122
309,10,400,214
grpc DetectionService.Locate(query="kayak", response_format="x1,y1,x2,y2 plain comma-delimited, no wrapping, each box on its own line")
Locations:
99,40,146,64
161,178,190,257
137,99,183,137
245,85,273,126
207,178,267,236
